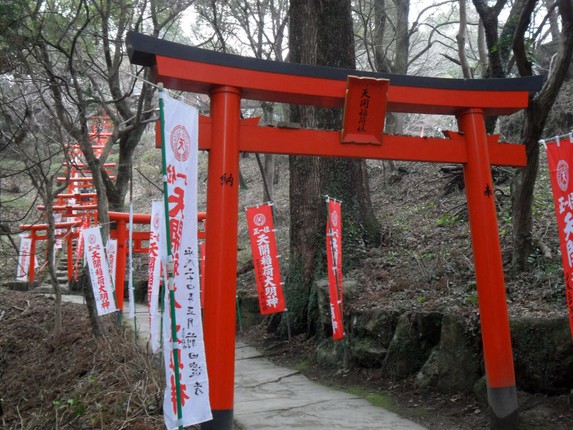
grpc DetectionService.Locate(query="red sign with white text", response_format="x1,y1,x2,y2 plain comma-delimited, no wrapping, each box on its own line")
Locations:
326,198,344,341
546,136,573,339
246,203,286,315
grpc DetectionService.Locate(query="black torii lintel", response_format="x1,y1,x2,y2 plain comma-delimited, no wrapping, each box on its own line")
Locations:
126,31,544,96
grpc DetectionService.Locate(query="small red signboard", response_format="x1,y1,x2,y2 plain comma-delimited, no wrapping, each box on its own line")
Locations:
341,75,389,145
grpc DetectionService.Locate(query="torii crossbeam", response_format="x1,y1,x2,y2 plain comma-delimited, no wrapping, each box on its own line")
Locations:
127,31,543,429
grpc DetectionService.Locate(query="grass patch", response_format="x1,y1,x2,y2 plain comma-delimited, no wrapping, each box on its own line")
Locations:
346,386,395,411
294,357,314,372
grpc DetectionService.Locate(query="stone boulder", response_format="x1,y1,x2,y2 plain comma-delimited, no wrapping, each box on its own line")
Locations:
349,308,399,368
382,312,442,378
416,314,482,393
511,317,573,394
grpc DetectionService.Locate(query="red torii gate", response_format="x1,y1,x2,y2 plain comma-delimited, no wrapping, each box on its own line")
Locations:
108,210,207,311
19,221,81,284
127,32,544,429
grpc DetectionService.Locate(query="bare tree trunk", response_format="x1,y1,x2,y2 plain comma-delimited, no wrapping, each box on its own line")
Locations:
287,0,381,336
457,0,473,78
512,0,573,271
263,154,274,201
44,183,63,344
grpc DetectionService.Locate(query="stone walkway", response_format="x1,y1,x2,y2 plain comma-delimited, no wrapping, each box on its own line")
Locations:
58,294,426,429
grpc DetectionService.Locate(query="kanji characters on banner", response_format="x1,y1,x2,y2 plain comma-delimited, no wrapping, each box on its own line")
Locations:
148,201,164,353
545,135,573,339
160,91,211,428
74,216,90,280
106,238,118,286
16,234,33,282
246,203,286,314
200,240,206,309
54,213,64,251
326,198,344,341
83,226,117,316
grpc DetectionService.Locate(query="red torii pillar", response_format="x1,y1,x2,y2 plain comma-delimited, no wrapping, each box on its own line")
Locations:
127,31,544,429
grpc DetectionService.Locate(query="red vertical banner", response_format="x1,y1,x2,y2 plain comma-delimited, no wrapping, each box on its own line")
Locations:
546,135,573,339
245,203,286,314
326,198,344,341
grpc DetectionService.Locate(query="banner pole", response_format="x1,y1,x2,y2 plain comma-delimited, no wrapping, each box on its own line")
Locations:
158,84,185,430
128,173,137,336
236,294,243,334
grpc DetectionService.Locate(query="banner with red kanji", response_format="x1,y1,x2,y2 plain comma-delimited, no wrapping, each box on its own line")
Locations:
200,240,206,309
246,203,286,314
160,92,211,428
16,234,33,282
546,136,573,339
106,238,118,286
147,200,164,353
326,198,344,341
83,226,117,316
74,216,90,281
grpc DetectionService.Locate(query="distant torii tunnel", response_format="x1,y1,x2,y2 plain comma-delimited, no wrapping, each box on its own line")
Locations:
127,31,544,430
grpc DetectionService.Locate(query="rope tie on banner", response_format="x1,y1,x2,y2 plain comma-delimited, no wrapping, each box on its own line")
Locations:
121,69,201,108
323,194,342,203
540,131,573,147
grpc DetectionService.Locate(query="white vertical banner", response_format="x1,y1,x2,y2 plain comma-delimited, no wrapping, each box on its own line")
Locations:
160,92,211,428
148,200,164,353
106,238,118,287
54,213,63,250
16,234,33,282
84,226,117,316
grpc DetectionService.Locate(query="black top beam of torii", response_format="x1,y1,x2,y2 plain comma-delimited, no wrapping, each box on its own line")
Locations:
126,31,543,116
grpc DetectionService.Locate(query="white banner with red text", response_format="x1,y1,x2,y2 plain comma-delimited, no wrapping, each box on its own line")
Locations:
546,135,573,339
326,198,344,341
16,234,33,282
83,226,117,316
148,200,164,353
106,238,118,287
74,216,90,280
160,92,211,428
246,203,286,314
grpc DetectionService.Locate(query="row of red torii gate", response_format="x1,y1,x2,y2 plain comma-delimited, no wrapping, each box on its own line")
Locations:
16,114,206,312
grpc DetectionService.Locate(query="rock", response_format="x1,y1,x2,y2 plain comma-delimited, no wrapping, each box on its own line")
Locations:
31,284,71,294
382,312,442,379
316,338,346,369
473,376,488,405
351,338,387,367
349,308,399,368
350,307,399,343
0,281,30,292
237,290,265,331
416,314,481,393
511,317,573,394
315,278,361,338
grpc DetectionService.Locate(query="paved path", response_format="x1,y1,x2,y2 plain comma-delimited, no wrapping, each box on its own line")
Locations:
58,294,426,429
234,343,426,429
